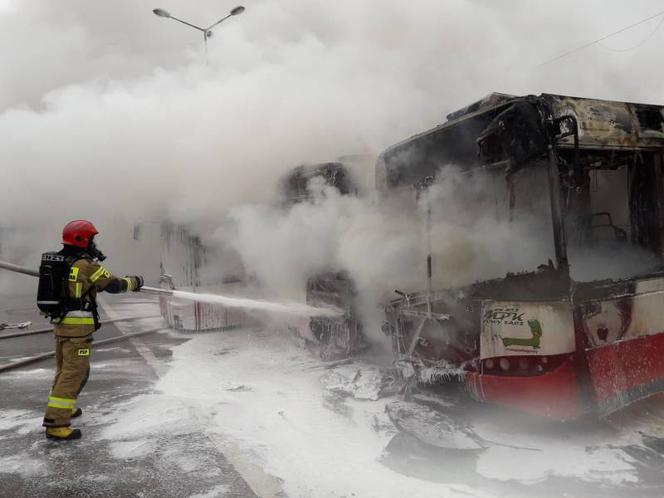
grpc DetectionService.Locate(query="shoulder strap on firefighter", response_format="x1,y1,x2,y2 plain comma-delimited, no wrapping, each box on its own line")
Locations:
60,256,95,316
72,256,101,330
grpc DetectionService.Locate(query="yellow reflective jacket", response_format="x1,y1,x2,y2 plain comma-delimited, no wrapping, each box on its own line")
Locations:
53,258,138,338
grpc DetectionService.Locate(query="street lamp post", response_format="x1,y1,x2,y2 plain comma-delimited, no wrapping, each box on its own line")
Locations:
153,6,245,64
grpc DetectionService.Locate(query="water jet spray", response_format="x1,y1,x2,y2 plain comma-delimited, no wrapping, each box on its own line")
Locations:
0,260,342,318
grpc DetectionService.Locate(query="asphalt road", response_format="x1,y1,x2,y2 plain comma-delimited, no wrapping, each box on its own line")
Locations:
0,292,258,498
4,291,663,498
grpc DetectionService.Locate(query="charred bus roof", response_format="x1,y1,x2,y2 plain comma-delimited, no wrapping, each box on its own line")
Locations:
377,93,664,190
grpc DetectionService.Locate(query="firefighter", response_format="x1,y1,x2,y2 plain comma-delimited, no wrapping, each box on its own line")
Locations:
42,220,143,441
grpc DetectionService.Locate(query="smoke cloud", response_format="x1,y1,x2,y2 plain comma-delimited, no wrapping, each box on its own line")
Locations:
1,0,663,297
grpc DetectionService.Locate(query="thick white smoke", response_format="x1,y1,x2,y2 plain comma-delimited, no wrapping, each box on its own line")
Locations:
1,0,663,300
225,163,559,340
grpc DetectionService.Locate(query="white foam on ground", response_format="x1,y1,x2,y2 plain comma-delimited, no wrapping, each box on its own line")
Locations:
319,364,386,401
154,329,488,498
471,419,638,485
0,452,48,477
94,303,649,495
98,394,191,441
108,439,156,460
386,400,482,451
188,484,230,498
476,445,635,485
0,409,43,434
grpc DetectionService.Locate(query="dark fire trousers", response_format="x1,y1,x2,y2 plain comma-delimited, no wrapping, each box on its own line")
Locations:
42,336,92,427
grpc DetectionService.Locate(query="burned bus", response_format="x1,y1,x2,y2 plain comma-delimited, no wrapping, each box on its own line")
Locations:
379,92,664,419
156,222,249,332
280,161,370,359
155,158,369,335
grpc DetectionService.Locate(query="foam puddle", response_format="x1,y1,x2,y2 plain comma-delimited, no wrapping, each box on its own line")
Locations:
171,290,343,317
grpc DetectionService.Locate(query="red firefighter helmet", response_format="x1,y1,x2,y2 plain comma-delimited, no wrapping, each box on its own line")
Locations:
62,220,99,248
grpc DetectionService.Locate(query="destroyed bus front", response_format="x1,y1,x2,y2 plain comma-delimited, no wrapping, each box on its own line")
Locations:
283,161,369,359
379,93,664,420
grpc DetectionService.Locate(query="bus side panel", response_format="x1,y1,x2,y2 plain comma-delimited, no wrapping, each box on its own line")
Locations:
581,276,664,415
586,332,664,415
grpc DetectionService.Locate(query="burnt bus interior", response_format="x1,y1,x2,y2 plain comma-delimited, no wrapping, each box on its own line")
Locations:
378,93,664,374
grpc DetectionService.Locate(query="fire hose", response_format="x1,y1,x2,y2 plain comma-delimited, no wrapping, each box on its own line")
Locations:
0,259,343,318
0,259,171,373
0,260,174,297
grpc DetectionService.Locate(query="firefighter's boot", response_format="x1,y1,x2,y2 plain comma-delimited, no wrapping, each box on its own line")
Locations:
45,426,82,441
71,408,82,418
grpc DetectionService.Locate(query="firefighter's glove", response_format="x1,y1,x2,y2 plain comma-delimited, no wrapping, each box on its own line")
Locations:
126,276,144,292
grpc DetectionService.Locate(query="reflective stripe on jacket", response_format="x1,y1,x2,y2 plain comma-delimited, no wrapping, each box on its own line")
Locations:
54,258,130,337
